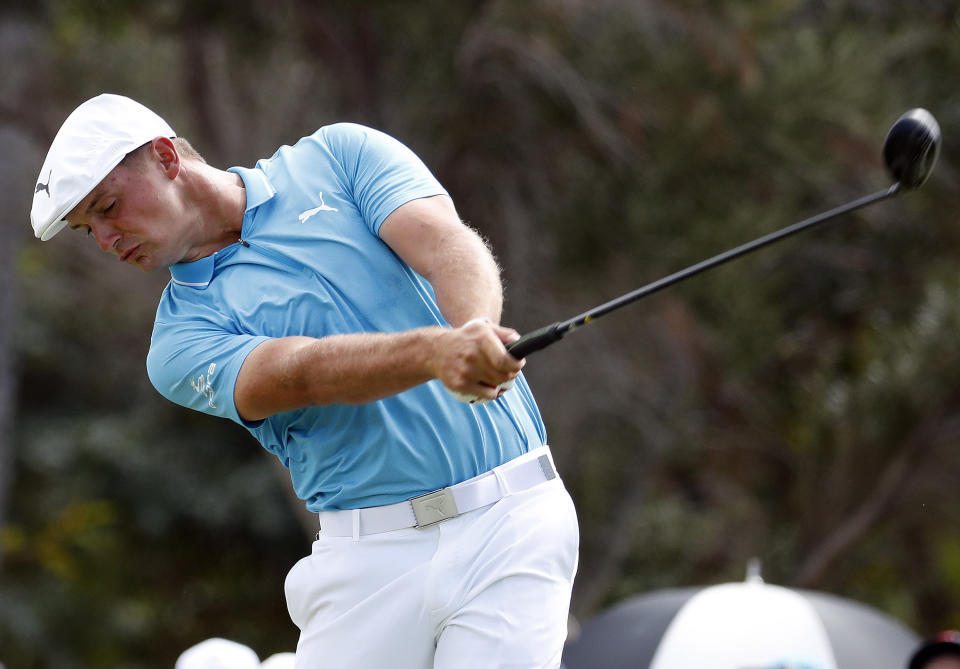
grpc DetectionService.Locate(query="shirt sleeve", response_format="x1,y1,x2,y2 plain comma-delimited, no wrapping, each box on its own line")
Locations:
320,123,449,235
146,302,270,426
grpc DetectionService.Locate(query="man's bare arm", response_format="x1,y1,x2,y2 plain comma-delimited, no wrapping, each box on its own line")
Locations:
379,195,504,326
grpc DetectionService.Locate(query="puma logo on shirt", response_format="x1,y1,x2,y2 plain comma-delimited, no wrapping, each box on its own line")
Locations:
298,192,339,223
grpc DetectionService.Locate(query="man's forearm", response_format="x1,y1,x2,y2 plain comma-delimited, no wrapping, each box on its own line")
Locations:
426,225,504,327
235,329,446,421
235,315,524,421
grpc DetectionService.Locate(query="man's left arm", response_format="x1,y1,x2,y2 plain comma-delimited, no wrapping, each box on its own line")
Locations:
379,194,503,327
379,195,525,397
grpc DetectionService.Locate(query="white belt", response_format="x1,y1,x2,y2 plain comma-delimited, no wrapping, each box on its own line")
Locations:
318,446,558,538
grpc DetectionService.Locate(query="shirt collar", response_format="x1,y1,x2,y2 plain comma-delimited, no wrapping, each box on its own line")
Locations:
168,166,277,289
229,165,277,211
169,254,216,288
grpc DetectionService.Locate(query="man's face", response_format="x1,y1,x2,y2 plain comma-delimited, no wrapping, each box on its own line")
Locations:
66,140,190,273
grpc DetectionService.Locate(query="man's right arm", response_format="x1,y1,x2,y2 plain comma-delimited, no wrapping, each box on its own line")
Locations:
233,321,521,421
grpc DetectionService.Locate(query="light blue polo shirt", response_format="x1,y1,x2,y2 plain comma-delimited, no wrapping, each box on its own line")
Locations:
147,123,547,511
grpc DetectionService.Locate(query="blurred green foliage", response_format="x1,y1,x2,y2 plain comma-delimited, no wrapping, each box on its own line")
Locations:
3,0,960,666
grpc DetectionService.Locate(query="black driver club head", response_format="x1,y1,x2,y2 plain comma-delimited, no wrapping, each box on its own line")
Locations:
883,108,941,189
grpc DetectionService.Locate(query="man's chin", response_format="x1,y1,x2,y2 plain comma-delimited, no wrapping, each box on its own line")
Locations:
130,254,159,273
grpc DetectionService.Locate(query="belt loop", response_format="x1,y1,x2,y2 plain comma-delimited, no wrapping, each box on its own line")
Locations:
352,509,361,541
493,465,511,497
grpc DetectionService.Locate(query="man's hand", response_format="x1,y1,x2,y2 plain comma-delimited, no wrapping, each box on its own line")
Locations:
432,318,524,404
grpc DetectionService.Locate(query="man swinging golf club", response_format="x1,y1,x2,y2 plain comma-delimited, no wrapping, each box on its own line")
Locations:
30,93,579,669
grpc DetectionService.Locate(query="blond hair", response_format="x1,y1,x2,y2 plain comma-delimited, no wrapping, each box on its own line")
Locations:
172,137,206,164
121,136,207,168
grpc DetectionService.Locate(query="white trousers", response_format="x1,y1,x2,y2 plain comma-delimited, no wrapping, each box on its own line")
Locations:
284,473,579,668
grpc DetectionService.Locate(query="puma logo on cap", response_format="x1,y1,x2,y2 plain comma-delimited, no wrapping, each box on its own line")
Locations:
35,170,51,197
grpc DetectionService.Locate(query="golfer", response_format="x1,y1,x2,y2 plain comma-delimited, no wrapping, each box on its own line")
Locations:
30,94,579,668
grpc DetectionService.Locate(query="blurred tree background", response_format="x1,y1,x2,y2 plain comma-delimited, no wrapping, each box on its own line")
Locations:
1,0,959,666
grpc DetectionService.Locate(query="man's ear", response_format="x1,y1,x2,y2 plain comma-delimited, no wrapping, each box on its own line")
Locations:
149,136,180,179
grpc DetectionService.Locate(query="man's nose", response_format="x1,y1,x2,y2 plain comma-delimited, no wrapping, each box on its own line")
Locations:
91,222,120,252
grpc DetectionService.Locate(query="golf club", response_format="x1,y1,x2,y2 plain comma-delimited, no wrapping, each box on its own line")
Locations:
506,108,941,360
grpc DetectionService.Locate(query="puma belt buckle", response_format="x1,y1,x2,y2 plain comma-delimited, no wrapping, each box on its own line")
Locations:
410,488,459,528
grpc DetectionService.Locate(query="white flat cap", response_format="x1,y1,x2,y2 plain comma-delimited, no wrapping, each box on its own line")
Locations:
30,93,175,241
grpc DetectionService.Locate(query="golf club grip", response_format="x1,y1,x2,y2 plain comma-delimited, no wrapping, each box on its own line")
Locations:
507,322,565,359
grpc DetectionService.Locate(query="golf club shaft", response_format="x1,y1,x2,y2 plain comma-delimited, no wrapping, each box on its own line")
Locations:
507,183,901,359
